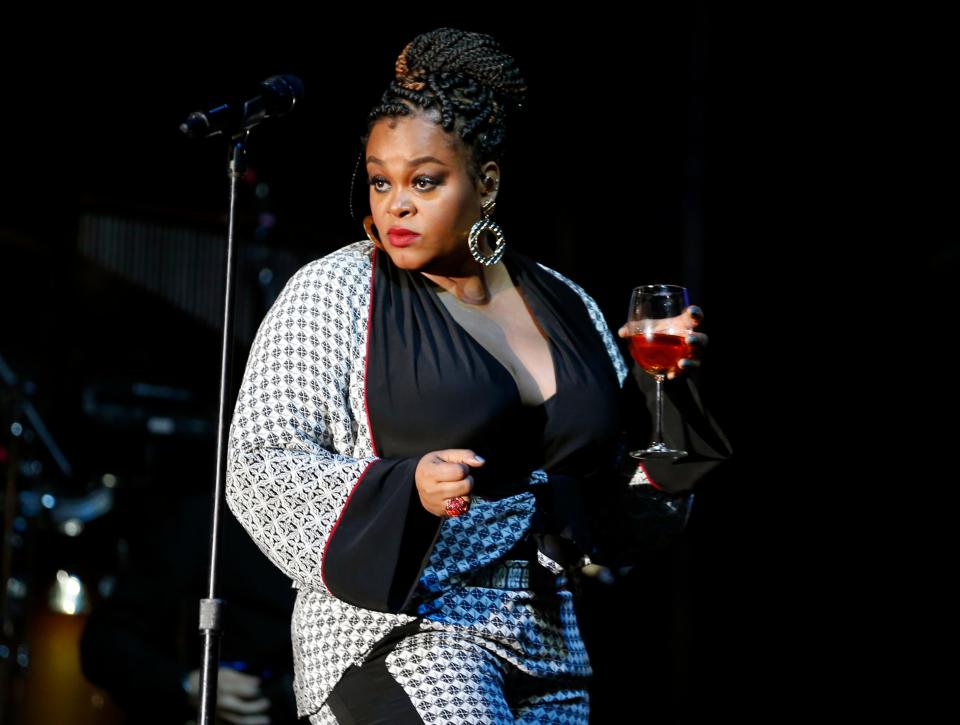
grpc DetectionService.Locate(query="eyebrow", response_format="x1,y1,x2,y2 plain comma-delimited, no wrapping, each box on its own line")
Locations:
366,155,449,167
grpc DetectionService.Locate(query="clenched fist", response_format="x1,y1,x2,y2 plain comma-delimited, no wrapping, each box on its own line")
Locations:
415,449,485,517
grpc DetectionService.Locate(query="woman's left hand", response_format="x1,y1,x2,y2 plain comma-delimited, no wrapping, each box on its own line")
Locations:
617,305,707,380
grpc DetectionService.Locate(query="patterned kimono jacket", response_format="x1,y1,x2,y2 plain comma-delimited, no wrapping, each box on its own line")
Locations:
225,239,729,718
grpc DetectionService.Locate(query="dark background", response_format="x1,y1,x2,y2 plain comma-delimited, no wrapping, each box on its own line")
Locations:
0,7,800,723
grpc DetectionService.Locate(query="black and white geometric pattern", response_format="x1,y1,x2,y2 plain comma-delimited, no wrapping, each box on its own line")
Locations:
414,492,592,686
307,702,338,725
224,239,639,719
384,631,590,723
417,493,538,599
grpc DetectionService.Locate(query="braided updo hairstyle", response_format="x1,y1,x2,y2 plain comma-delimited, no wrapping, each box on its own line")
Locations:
351,27,527,219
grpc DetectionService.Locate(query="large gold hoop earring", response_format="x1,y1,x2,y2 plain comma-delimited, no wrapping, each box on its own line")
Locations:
468,199,506,266
363,215,385,251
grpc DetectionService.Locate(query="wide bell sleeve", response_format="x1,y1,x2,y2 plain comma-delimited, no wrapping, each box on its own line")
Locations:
547,269,732,566
224,255,442,614
619,361,733,494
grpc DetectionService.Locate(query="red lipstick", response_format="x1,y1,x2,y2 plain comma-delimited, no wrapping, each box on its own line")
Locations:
387,227,420,247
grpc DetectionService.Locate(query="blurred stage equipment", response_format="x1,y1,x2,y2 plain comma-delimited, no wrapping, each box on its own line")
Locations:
1,341,220,722
180,74,304,725
0,351,114,723
1,351,73,720
76,210,302,347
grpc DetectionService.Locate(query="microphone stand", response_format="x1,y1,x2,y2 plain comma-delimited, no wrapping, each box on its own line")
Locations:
197,131,248,725
182,75,302,723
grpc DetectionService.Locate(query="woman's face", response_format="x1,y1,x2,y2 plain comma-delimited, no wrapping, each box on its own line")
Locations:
365,111,498,276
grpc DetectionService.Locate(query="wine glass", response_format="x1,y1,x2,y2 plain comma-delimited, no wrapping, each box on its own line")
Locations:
626,284,691,459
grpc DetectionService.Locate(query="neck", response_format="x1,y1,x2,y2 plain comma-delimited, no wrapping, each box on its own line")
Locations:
421,266,491,304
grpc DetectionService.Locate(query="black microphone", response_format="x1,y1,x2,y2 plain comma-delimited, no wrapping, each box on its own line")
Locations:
180,74,304,140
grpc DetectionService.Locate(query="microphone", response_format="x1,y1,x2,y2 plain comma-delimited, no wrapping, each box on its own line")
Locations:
180,74,304,140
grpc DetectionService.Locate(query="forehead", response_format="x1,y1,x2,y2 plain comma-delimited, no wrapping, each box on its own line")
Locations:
365,113,466,165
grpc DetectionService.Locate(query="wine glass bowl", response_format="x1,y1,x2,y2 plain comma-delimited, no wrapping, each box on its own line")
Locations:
627,284,691,459
627,329,692,378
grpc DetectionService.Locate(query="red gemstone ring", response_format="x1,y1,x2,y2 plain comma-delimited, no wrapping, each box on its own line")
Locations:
444,496,469,517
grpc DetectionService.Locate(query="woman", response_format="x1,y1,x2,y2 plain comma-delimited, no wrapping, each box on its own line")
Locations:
225,27,727,724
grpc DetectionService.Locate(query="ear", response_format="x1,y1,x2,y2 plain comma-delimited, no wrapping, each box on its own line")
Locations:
477,161,501,206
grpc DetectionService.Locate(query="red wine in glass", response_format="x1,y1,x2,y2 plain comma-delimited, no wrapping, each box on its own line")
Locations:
627,285,691,459
628,332,692,377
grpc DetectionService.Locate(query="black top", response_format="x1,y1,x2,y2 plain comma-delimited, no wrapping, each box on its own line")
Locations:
365,244,623,491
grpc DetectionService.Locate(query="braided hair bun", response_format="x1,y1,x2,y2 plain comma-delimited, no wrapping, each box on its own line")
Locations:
363,27,528,177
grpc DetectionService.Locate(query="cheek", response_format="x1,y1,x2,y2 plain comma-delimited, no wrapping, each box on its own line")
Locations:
369,195,389,223
445,192,478,229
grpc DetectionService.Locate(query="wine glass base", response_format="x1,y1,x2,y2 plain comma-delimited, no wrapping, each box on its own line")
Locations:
629,445,688,460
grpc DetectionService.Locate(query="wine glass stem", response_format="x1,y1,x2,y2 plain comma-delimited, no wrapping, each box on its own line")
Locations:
652,373,666,447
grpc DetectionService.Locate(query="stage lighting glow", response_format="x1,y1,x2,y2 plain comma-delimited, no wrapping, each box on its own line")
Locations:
48,570,89,615
62,519,84,537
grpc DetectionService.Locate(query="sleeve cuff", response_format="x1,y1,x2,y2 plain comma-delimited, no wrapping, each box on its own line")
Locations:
321,456,442,613
621,365,733,495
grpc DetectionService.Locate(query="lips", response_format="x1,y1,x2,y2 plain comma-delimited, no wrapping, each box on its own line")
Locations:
387,228,420,247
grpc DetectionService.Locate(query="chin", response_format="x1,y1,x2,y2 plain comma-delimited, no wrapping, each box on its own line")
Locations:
384,247,427,270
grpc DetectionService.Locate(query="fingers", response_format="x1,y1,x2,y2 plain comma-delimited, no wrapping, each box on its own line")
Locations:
434,477,474,499
421,491,472,518
429,449,485,484
619,305,704,339
671,305,703,331
435,449,486,467
667,357,701,380
429,460,474,484
416,450,485,517
668,324,708,380
686,331,708,349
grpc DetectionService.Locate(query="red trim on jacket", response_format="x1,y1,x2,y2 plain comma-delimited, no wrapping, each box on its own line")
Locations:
363,246,380,457
320,458,378,592
321,245,382,593
638,461,665,492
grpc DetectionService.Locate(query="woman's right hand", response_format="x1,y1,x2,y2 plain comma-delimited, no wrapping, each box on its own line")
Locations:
415,449,485,517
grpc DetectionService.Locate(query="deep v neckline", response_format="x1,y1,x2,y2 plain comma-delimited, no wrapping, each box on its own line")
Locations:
424,256,559,410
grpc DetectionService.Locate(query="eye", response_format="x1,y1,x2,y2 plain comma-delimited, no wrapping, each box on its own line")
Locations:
368,175,388,192
367,174,440,193
413,175,439,190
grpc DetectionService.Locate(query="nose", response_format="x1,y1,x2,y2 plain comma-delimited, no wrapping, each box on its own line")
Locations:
389,190,415,218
